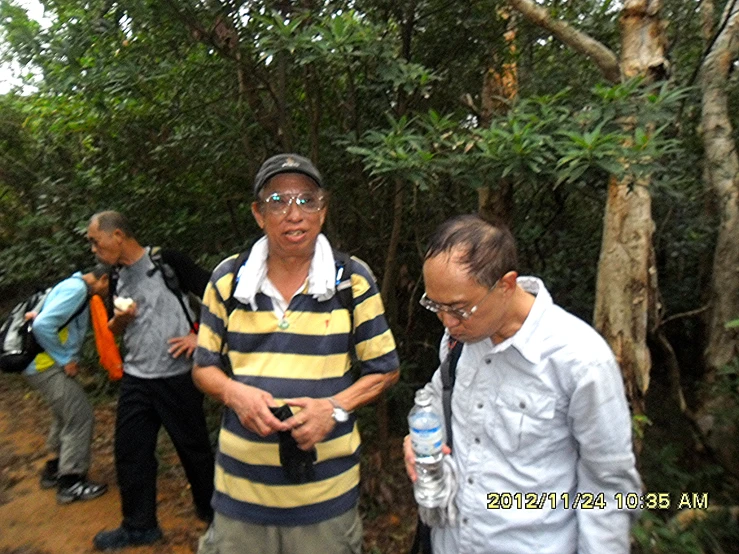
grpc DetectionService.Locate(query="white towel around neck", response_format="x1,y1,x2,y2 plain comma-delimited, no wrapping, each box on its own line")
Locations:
232,234,337,310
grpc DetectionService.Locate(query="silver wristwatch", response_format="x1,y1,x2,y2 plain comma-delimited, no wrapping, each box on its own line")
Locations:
328,397,349,423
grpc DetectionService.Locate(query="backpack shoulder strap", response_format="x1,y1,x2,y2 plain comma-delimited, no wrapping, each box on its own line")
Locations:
440,338,463,449
106,266,119,319
225,250,252,316
148,246,197,332
57,279,89,330
332,249,354,318
218,250,252,369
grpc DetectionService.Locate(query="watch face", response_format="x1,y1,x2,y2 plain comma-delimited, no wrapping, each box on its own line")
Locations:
333,407,349,423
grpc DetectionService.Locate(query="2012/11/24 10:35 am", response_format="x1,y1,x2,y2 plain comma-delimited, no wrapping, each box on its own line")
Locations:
486,491,710,511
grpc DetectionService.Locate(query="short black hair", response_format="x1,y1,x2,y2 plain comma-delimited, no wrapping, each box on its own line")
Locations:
90,263,112,279
425,214,518,288
90,211,135,238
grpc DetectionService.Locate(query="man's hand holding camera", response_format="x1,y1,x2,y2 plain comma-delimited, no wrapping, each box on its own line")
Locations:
284,397,336,451
224,382,289,438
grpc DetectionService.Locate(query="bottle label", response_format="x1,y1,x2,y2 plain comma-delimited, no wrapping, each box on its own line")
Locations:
410,424,443,456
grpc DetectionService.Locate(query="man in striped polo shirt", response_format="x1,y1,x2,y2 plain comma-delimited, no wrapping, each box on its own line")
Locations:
194,154,400,554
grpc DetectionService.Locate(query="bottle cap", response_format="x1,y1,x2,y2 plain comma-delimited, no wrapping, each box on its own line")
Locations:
414,388,432,406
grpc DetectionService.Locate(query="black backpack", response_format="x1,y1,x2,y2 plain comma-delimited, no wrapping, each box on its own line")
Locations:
0,286,88,373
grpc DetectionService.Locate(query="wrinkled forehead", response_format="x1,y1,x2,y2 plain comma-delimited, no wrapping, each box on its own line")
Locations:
87,219,115,240
423,251,479,292
87,220,104,237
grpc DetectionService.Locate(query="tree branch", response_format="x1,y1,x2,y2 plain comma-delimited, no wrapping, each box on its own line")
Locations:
660,305,710,326
506,0,621,83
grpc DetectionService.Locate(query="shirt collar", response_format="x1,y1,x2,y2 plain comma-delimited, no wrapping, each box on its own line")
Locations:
488,276,551,365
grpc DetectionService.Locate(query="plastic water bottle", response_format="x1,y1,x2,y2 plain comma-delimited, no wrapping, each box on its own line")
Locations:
408,388,446,508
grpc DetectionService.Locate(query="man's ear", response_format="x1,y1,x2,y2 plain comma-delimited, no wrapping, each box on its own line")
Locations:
99,274,111,297
499,271,519,294
112,228,125,242
251,201,265,229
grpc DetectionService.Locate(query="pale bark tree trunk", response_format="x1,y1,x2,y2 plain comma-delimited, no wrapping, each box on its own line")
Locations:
701,0,715,42
700,0,739,379
593,1,667,417
696,1,739,474
507,0,668,418
594,176,656,416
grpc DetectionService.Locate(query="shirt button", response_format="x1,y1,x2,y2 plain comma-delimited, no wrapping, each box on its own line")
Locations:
467,477,474,484
462,518,469,525
477,403,483,409
485,359,491,364
519,401,526,409
474,437,480,444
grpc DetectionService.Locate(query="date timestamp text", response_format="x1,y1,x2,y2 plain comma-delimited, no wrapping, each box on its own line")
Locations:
486,491,710,511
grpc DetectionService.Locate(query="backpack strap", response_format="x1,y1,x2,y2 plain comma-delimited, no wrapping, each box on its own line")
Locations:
106,266,119,320
148,246,197,333
217,250,255,373
36,275,89,331
58,294,89,331
440,338,464,449
332,249,354,329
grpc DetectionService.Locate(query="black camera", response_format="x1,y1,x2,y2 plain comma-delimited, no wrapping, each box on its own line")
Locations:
270,405,317,483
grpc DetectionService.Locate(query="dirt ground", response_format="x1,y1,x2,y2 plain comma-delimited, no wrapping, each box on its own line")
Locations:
0,373,416,554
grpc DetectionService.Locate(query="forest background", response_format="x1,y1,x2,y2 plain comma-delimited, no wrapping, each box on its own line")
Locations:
1,1,738,552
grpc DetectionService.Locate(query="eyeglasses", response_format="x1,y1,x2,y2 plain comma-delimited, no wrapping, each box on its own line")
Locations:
419,283,498,321
260,192,326,215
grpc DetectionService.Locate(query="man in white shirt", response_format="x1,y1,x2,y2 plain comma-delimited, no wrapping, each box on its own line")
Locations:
404,214,641,554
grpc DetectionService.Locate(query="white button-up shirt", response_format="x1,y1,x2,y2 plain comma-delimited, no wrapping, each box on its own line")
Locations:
427,277,641,554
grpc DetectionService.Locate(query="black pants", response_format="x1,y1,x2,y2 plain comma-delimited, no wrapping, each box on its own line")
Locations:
115,372,215,530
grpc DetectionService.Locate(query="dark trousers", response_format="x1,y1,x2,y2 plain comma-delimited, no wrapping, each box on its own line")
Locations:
115,371,215,530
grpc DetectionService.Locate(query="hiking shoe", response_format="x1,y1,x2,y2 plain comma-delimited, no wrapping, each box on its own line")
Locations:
39,459,59,489
93,526,163,551
57,480,108,504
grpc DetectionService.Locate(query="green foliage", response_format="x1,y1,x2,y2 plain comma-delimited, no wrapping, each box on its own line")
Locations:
632,413,652,442
632,511,703,554
347,81,689,197
706,358,739,430
632,509,739,554
2,2,736,552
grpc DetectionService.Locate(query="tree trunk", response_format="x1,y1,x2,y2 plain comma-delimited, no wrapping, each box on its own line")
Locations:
594,175,656,416
478,7,518,225
696,1,739,474
700,0,739,379
700,0,715,42
592,2,668,421
509,0,668,420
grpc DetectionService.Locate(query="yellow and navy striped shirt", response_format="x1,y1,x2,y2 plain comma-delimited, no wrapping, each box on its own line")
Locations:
194,252,399,525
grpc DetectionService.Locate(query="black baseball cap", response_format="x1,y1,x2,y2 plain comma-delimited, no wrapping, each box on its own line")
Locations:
253,154,323,197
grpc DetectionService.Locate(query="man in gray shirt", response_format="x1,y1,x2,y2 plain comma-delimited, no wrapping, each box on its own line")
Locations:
86,211,215,551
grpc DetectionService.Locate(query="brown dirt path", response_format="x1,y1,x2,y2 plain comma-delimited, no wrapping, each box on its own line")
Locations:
0,373,417,554
0,374,209,554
